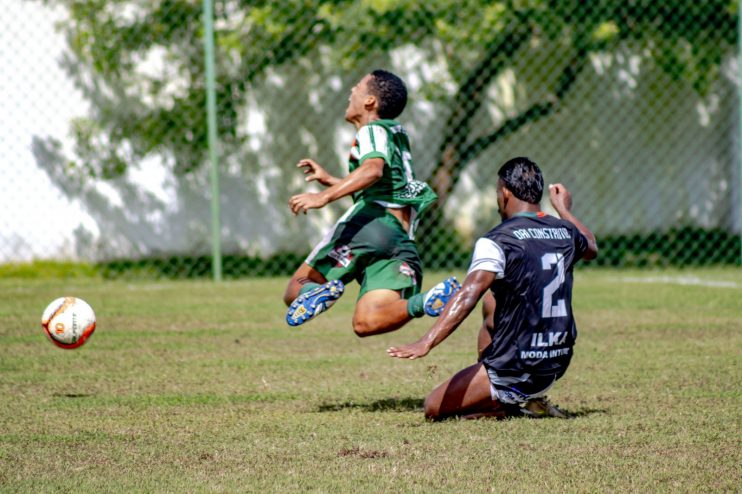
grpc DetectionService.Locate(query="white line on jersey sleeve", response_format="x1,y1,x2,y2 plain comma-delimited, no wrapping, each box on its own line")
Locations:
467,237,506,278
357,125,390,161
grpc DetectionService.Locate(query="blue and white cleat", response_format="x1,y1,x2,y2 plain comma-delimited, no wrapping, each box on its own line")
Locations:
286,280,345,327
423,276,461,317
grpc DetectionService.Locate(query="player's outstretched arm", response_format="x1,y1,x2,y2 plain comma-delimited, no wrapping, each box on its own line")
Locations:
387,270,496,360
289,158,384,215
297,159,341,187
548,183,598,260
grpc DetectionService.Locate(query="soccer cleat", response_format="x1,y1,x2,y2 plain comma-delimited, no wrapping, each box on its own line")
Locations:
423,276,462,317
520,397,569,419
286,280,345,327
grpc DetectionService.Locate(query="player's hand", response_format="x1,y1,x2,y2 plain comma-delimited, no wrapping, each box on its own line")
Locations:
548,183,573,213
386,340,432,360
289,192,329,215
297,159,334,186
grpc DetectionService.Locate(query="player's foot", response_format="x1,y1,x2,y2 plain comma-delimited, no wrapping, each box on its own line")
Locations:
286,280,345,327
520,397,569,419
423,276,462,317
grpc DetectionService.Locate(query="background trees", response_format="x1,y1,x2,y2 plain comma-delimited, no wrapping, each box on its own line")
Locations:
48,0,734,177
33,0,740,266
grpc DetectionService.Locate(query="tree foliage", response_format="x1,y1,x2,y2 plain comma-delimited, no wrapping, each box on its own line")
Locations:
46,0,736,201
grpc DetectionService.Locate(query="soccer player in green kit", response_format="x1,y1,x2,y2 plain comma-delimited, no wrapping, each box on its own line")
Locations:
284,70,460,336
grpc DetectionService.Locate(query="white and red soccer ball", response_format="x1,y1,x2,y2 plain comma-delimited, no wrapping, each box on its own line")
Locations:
41,297,96,349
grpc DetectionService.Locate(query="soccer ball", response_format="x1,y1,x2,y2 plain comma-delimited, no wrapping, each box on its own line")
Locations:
41,297,97,349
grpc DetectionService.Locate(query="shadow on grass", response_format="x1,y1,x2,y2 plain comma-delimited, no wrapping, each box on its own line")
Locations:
317,398,607,419
52,393,93,398
317,397,424,413
563,407,608,418
420,407,609,423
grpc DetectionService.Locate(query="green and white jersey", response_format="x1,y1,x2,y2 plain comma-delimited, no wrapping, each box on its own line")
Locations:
349,119,437,217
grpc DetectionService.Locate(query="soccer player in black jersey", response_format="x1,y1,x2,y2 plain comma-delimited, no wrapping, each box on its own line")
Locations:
387,157,598,420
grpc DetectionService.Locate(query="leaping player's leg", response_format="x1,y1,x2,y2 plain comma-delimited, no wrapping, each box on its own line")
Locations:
351,259,461,337
283,200,368,326
423,362,508,421
283,262,328,306
283,205,364,326
284,263,345,327
350,257,418,337
352,289,411,337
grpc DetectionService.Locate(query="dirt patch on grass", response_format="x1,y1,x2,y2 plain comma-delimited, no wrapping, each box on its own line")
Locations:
338,446,389,459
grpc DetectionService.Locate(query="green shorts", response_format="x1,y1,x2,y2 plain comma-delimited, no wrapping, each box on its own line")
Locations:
306,201,423,299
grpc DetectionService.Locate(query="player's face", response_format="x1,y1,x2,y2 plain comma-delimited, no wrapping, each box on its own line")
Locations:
344,74,372,123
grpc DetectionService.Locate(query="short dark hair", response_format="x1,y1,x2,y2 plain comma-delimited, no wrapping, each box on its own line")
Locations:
368,70,408,119
497,157,544,204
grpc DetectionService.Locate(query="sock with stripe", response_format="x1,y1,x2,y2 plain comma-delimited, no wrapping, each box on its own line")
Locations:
406,293,425,318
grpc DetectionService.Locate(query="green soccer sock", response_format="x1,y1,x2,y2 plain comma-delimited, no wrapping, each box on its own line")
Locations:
407,293,425,318
298,282,321,296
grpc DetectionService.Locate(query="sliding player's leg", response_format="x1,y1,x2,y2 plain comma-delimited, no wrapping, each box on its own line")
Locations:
423,362,509,421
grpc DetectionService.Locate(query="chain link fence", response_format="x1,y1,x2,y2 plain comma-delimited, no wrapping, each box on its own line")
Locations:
2,0,740,278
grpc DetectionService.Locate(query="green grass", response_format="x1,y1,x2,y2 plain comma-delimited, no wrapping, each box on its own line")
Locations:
0,269,740,492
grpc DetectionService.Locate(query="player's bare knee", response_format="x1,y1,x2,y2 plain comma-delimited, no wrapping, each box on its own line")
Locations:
351,316,375,337
351,303,379,337
423,395,441,421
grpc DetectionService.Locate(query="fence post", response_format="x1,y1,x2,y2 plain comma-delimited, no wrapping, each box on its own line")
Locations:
202,0,222,281
739,0,742,265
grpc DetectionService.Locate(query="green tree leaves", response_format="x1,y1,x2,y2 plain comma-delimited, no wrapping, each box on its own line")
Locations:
44,0,736,185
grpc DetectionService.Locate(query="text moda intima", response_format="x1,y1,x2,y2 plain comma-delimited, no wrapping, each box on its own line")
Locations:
520,348,570,359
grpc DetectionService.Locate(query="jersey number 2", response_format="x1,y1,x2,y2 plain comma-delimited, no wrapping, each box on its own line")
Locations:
541,253,567,318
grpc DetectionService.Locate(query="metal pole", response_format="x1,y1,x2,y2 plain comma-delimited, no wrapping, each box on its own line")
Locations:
202,0,222,281
739,0,742,265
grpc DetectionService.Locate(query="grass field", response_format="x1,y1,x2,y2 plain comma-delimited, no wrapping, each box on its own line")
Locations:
1,269,740,492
